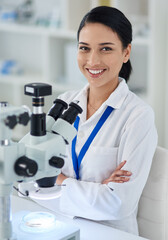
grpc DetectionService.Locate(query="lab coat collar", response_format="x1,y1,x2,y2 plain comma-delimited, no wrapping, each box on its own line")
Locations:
73,85,88,123
105,78,129,109
75,78,129,108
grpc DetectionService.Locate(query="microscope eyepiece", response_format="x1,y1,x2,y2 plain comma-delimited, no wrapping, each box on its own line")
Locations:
48,99,68,121
60,102,83,124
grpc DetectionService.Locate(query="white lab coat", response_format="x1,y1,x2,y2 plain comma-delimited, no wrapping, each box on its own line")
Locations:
35,78,158,235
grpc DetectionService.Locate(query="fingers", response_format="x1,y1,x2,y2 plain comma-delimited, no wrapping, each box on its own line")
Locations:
102,176,130,184
102,160,132,184
115,160,127,171
111,169,132,177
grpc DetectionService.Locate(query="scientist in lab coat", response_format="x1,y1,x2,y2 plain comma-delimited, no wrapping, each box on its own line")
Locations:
54,6,157,235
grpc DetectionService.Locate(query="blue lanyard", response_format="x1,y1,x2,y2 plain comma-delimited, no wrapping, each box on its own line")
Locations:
71,106,114,179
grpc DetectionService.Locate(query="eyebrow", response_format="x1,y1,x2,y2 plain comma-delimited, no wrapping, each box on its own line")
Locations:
78,42,89,45
78,42,115,46
99,42,115,46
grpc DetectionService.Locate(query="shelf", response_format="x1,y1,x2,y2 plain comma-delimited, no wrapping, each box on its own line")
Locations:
0,74,86,92
0,22,150,45
0,73,43,85
52,81,86,92
0,22,76,39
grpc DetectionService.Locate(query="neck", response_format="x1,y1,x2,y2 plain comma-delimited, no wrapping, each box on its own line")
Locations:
88,90,107,110
88,80,119,110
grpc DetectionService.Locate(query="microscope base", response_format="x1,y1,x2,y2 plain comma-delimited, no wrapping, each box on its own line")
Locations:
18,182,62,200
12,211,80,240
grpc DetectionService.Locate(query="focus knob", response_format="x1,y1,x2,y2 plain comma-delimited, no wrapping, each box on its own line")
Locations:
49,156,64,169
14,156,38,177
18,112,30,126
5,115,17,129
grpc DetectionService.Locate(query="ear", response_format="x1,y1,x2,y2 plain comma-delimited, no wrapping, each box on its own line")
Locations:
123,44,131,63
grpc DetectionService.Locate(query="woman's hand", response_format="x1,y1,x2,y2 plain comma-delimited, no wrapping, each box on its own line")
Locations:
56,173,68,185
102,160,132,184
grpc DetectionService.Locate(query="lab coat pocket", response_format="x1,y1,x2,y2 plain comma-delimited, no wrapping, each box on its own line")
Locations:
80,146,119,183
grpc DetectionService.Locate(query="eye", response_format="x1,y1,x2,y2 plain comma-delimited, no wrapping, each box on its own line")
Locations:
79,46,90,51
101,47,112,51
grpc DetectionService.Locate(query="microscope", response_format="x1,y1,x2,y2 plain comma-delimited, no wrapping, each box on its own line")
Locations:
0,102,30,240
0,83,82,240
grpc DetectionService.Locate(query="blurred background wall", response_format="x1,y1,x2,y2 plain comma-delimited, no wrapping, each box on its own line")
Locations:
0,0,168,148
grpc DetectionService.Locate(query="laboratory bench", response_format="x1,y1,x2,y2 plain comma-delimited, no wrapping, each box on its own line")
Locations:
12,195,148,240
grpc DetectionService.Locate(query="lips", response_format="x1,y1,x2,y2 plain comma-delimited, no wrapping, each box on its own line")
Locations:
86,68,106,78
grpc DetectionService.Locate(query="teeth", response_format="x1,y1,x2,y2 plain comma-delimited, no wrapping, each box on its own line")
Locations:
88,69,104,74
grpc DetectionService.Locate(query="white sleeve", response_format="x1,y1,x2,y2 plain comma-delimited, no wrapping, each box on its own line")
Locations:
59,106,158,220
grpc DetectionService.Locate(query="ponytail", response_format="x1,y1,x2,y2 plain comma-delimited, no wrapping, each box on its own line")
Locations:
119,60,132,82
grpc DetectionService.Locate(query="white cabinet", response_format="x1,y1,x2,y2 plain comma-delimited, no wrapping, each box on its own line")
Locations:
0,24,85,139
0,0,90,139
0,2,90,91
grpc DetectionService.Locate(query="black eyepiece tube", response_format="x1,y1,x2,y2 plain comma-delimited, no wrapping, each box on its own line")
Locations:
48,99,68,121
31,113,46,136
60,102,83,124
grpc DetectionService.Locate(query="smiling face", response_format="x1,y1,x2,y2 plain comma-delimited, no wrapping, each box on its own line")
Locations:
77,23,131,91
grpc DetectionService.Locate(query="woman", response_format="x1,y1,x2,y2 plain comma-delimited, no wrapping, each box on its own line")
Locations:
56,6,157,235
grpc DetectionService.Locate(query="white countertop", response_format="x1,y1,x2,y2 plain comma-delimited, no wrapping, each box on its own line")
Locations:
12,196,148,240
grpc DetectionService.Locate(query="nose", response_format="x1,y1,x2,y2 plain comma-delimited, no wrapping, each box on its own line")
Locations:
87,50,101,66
